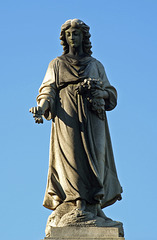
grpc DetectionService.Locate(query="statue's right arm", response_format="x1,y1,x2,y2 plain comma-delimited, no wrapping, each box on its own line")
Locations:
29,99,49,124
30,59,58,123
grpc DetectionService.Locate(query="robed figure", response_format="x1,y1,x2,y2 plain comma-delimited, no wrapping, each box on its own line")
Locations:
30,19,123,236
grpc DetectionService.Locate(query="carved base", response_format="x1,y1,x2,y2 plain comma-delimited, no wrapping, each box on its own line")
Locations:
43,227,125,240
44,202,124,238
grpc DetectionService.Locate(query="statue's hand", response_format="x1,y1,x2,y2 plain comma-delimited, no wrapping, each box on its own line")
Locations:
29,106,44,124
91,89,109,99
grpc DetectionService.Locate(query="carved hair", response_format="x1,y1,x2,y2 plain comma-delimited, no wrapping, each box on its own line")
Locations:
60,19,92,56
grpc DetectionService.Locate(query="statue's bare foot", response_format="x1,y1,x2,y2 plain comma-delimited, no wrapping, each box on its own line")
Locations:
97,204,112,221
76,199,86,211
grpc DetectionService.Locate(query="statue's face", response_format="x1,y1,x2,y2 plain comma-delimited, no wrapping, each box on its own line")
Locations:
65,27,83,49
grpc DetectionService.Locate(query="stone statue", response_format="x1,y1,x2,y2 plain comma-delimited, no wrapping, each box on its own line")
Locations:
30,19,124,237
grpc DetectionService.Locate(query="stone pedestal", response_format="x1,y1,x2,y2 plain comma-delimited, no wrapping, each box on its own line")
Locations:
43,227,125,240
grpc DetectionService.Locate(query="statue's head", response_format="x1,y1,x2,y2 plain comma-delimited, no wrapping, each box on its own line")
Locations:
60,19,92,56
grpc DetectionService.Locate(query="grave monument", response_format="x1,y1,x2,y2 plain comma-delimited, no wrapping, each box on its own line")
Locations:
30,19,124,240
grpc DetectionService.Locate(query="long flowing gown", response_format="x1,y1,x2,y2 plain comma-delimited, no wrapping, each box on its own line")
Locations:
37,54,122,210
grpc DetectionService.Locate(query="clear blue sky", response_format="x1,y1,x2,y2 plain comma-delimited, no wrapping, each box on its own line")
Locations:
1,1,157,239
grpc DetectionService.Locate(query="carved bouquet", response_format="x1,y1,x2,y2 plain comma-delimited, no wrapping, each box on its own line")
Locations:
77,78,106,120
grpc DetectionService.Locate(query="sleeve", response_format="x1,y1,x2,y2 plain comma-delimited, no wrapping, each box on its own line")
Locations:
96,60,117,111
36,58,59,120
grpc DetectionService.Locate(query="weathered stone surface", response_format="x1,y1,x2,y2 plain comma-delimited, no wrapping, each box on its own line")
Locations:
42,227,125,240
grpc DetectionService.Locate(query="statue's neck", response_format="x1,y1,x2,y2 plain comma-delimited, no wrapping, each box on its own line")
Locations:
68,45,84,57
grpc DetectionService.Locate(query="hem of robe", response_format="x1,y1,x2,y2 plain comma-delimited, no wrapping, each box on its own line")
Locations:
42,194,122,211
43,174,122,211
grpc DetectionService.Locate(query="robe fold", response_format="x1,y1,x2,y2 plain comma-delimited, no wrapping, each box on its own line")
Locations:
37,55,122,210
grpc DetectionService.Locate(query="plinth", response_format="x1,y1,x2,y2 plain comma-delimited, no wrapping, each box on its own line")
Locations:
43,227,125,240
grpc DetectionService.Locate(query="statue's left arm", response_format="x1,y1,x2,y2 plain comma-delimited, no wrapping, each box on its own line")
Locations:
96,60,117,111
